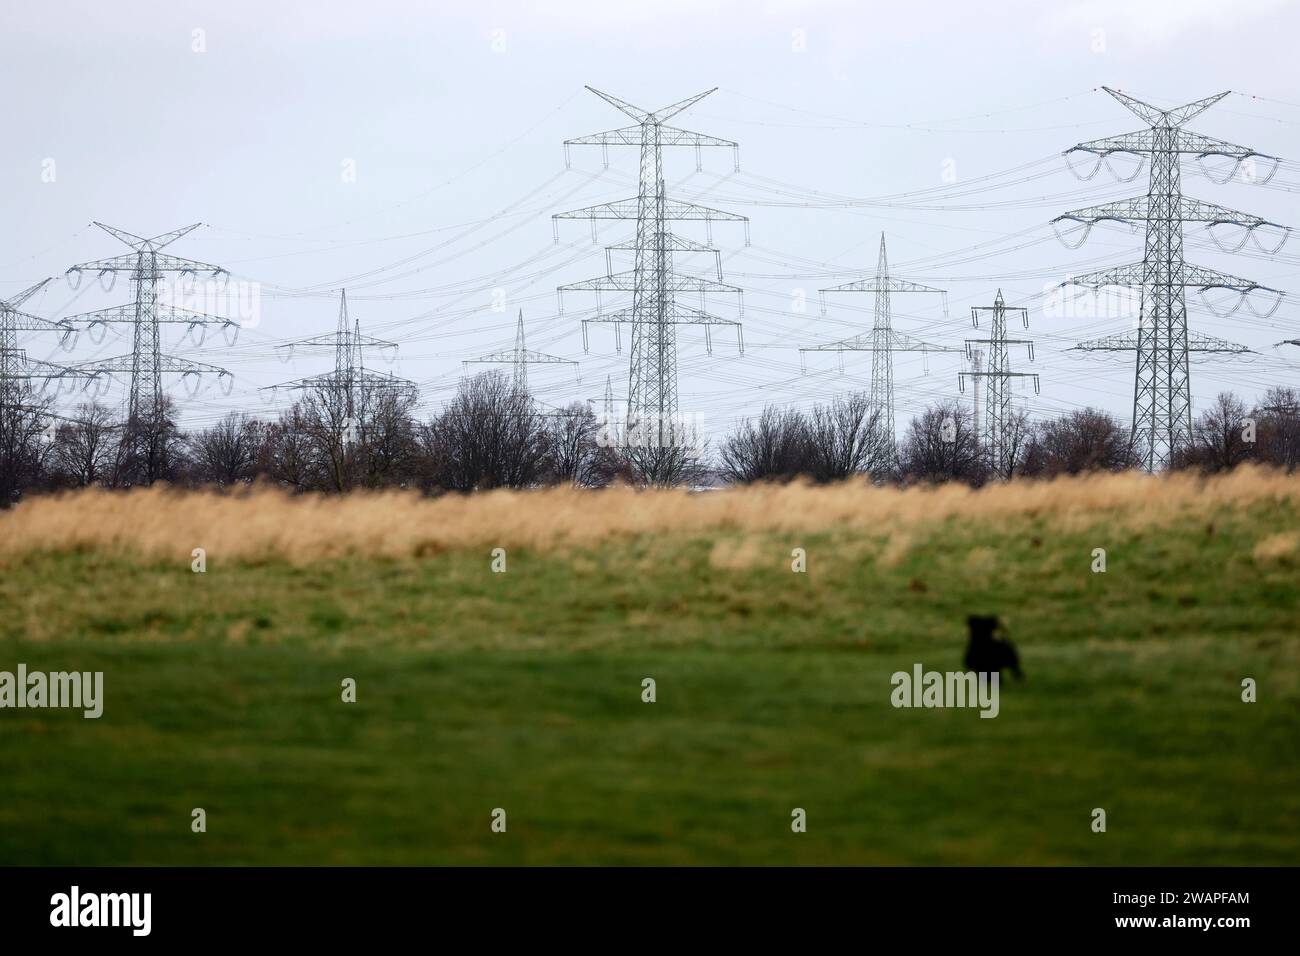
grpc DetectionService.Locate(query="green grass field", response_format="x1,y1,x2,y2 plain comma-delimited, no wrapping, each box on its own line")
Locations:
2,494,1298,865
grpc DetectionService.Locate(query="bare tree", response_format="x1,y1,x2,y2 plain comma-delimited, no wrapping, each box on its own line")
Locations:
1178,391,1253,472
543,402,615,488
355,387,420,488
719,405,810,484
187,412,264,487
115,395,186,487
301,379,357,492
0,386,52,506
49,403,121,488
899,400,984,484
1028,407,1136,476
1256,386,1300,472
264,403,320,492
805,392,881,483
430,371,549,491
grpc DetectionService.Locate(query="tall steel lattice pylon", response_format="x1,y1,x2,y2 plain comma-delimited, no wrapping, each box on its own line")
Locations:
555,87,746,468
64,223,238,428
1053,88,1288,471
800,233,954,471
463,310,577,394
266,289,416,420
959,290,1040,477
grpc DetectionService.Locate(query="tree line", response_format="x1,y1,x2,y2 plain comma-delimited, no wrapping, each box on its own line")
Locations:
720,386,1300,485
1,372,1298,505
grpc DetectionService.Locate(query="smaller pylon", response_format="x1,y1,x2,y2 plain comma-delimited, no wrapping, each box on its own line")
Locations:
265,289,416,420
958,290,1040,478
602,374,619,445
462,310,579,394
800,234,955,470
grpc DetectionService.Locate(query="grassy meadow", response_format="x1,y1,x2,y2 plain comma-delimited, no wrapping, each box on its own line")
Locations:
1,469,1298,865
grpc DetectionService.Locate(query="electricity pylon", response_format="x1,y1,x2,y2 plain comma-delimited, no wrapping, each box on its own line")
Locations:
601,374,619,445
958,290,1039,477
800,233,954,470
267,289,416,424
1053,87,1287,471
555,87,746,477
463,310,577,394
64,223,237,418
1,279,97,424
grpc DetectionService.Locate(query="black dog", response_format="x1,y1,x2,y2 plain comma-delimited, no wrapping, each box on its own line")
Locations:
964,615,1022,680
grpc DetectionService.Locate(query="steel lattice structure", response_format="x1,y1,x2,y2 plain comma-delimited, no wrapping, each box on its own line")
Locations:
266,290,416,423
463,310,577,394
1,279,97,427
63,222,237,469
1053,88,1287,471
958,291,1039,477
555,87,746,472
800,234,954,471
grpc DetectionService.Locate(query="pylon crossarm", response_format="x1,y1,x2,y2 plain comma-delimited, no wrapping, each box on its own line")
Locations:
93,221,203,251
582,87,653,122
67,252,226,276
800,333,871,352
556,198,746,222
1069,131,1157,157
264,368,415,391
1185,332,1253,353
647,88,718,123
63,304,237,329
64,254,140,275
0,354,97,381
1182,134,1282,184
1055,197,1149,227
1,307,72,337
137,222,204,250
1062,262,1279,293
566,126,645,147
465,350,575,366
1178,197,1275,227
1102,87,1229,128
276,332,396,351
71,352,229,375
822,276,944,294
561,272,741,296
655,125,737,149
560,272,636,293
607,233,717,254
598,305,736,326
1073,332,1250,354
1163,91,1232,127
888,330,961,352
90,222,151,249
0,278,53,311
1178,130,1274,159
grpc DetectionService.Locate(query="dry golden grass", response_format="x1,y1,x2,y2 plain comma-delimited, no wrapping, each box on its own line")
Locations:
1,465,1297,565
1253,531,1300,564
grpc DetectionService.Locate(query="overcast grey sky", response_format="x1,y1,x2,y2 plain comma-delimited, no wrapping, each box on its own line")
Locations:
3,0,1299,439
